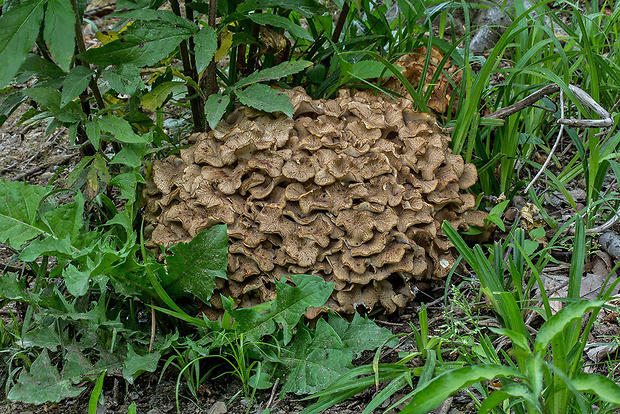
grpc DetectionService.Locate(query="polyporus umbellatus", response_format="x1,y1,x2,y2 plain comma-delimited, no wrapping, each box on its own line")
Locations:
144,88,484,315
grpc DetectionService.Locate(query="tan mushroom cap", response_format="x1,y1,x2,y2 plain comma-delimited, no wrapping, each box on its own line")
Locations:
335,210,376,247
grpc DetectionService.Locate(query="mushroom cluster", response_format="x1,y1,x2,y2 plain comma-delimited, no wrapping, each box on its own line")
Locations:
382,46,462,115
144,88,485,315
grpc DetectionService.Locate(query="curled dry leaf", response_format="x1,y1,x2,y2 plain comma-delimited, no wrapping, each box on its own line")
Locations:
144,88,483,315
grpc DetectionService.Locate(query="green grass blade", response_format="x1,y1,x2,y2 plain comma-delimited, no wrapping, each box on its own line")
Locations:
88,371,106,414
397,365,524,414
534,300,605,355
571,372,620,405
478,382,539,414
361,372,410,414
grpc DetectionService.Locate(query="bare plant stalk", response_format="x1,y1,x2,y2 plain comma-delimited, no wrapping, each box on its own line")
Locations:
170,0,205,132
246,12,261,76
332,0,350,43
204,0,219,98
70,0,105,111
149,297,156,353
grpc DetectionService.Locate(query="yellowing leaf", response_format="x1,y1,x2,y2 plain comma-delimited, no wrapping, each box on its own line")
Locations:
214,27,232,63
95,21,131,45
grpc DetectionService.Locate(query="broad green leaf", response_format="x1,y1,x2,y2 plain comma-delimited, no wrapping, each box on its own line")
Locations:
41,191,85,242
110,9,197,30
399,365,524,414
234,60,311,89
164,224,228,304
7,350,86,404
248,13,313,41
79,20,194,67
0,92,27,127
23,87,61,109
141,81,184,111
17,53,66,81
0,180,51,248
0,0,46,88
23,87,82,122
98,115,149,144
103,64,144,95
0,272,38,303
478,383,539,413
534,300,605,354
44,0,76,71
228,274,333,344
63,264,91,296
86,119,101,148
109,171,145,202
348,60,388,80
571,373,620,404
63,343,95,380
235,83,294,117
489,327,531,353
111,144,148,168
61,66,93,107
279,320,351,395
20,236,74,261
328,312,396,358
237,0,327,17
204,93,230,130
122,346,160,384
194,25,217,74
116,0,161,10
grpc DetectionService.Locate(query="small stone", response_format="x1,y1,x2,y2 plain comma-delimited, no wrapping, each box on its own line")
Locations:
207,401,228,414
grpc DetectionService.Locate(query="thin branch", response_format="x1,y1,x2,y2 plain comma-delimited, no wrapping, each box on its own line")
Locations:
524,88,564,194
485,84,560,120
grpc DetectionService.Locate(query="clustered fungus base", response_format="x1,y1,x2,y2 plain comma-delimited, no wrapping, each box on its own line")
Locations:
144,88,485,316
